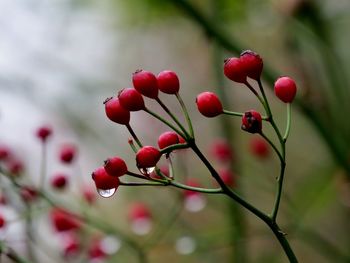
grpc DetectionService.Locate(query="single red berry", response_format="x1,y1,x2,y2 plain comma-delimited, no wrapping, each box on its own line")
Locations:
157,70,180,94
88,238,107,260
178,135,186,144
63,235,80,257
249,137,270,158
82,185,96,204
136,146,161,170
50,208,81,232
209,139,233,163
104,156,128,177
8,159,24,175
92,167,120,190
0,145,10,161
224,57,247,83
0,214,5,228
196,92,223,118
104,97,130,125
240,50,263,80
118,88,145,111
218,169,235,187
59,144,77,164
51,173,68,190
158,131,180,150
20,186,38,203
241,110,262,134
274,76,297,103
132,70,158,99
36,125,52,142
128,203,151,221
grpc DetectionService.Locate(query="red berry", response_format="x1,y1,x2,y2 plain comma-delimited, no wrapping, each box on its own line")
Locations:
196,92,223,118
274,76,297,103
0,145,10,161
241,110,262,134
224,57,247,83
0,214,5,228
209,139,233,163
8,159,24,175
178,135,186,144
240,50,263,80
118,88,145,111
249,137,270,158
63,235,80,257
218,169,235,187
104,156,128,177
128,203,151,221
36,125,52,142
104,97,130,125
136,146,161,170
51,173,68,190
59,144,77,164
50,208,81,232
88,238,107,260
158,131,180,149
157,70,180,94
132,70,158,99
92,167,120,190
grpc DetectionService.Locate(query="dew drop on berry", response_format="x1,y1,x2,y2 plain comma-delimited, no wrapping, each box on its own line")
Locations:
97,188,116,198
138,167,155,176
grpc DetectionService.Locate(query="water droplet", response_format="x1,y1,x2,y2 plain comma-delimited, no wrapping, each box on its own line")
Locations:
131,218,152,235
100,236,121,255
138,167,155,176
184,194,206,212
97,188,116,198
175,236,196,255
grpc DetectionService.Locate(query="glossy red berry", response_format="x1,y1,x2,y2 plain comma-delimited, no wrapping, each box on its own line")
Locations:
249,137,270,158
0,214,5,228
136,146,161,170
158,131,180,149
104,156,127,177
240,50,263,80
224,57,247,83
157,70,180,94
241,110,262,134
36,125,52,142
59,144,77,164
128,203,151,221
196,92,223,118
132,70,158,99
118,88,145,111
92,167,120,190
50,208,81,232
209,139,233,163
51,173,68,190
274,76,297,103
104,97,130,125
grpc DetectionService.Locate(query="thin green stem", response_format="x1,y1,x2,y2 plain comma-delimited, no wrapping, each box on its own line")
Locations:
170,181,223,194
144,107,186,138
259,132,284,163
155,97,190,138
160,143,189,154
223,110,269,120
175,92,194,137
244,81,265,106
271,162,286,221
120,181,164,187
126,124,142,148
283,103,292,142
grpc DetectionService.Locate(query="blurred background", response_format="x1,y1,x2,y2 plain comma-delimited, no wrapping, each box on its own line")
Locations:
0,0,350,262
